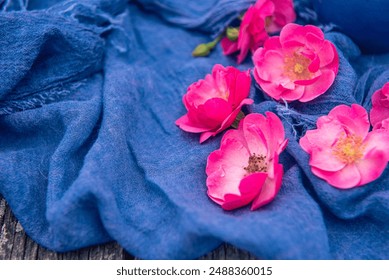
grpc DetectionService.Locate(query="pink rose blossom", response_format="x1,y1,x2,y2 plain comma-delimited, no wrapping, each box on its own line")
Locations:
300,104,389,189
176,64,253,143
206,112,288,210
374,118,389,130
370,82,389,129
253,23,339,102
221,0,296,64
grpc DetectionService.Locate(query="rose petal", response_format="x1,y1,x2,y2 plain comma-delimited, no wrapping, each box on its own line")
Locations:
212,64,229,93
255,50,285,81
254,0,275,15
294,73,321,86
370,106,389,128
264,111,287,154
263,36,282,51
199,131,216,143
206,138,251,196
253,74,283,100
309,147,346,172
282,39,305,50
237,30,251,64
279,86,305,101
300,117,343,154
220,172,268,210
251,157,283,210
229,69,251,107
280,79,296,90
199,98,254,143
305,32,324,52
373,118,389,130
240,114,268,156
362,129,389,160
240,112,286,158
221,37,239,55
249,29,269,54
218,98,254,131
311,164,361,189
370,84,389,127
175,114,211,133
299,69,335,102
185,77,221,107
308,54,320,73
317,40,336,68
199,98,232,126
329,104,370,138
356,148,388,186
280,24,324,46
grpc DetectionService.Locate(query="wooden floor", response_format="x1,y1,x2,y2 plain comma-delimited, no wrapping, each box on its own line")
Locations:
0,195,256,260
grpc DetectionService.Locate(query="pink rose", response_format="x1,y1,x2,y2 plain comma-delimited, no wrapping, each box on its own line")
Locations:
375,118,389,130
221,0,296,64
176,64,253,143
265,0,296,34
206,112,288,210
253,23,339,102
300,104,389,189
370,82,389,129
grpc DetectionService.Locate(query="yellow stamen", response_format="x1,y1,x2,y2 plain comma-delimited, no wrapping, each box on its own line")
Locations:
294,63,304,74
244,153,267,174
284,52,312,81
332,134,366,164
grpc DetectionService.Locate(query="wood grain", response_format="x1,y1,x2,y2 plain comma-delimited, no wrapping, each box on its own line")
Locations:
0,195,255,260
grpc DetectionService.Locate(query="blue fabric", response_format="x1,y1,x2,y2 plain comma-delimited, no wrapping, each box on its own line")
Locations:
312,0,389,53
0,0,389,259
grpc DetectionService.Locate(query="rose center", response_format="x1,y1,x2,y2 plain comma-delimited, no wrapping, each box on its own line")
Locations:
294,63,304,74
264,16,273,32
244,153,267,174
284,52,312,81
220,90,229,101
332,134,366,164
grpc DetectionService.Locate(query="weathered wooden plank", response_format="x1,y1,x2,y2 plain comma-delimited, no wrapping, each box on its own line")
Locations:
0,198,5,226
200,244,257,260
10,221,27,260
0,195,256,260
102,242,128,260
0,196,129,260
0,200,15,260
37,246,60,260
23,235,39,260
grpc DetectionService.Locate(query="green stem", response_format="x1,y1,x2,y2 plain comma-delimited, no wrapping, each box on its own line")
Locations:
192,35,223,57
206,34,223,49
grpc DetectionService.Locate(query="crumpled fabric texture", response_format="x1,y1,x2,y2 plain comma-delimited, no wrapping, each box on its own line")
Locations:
0,0,388,259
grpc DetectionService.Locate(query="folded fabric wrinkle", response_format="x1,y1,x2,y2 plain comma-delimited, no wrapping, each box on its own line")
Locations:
0,0,389,259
